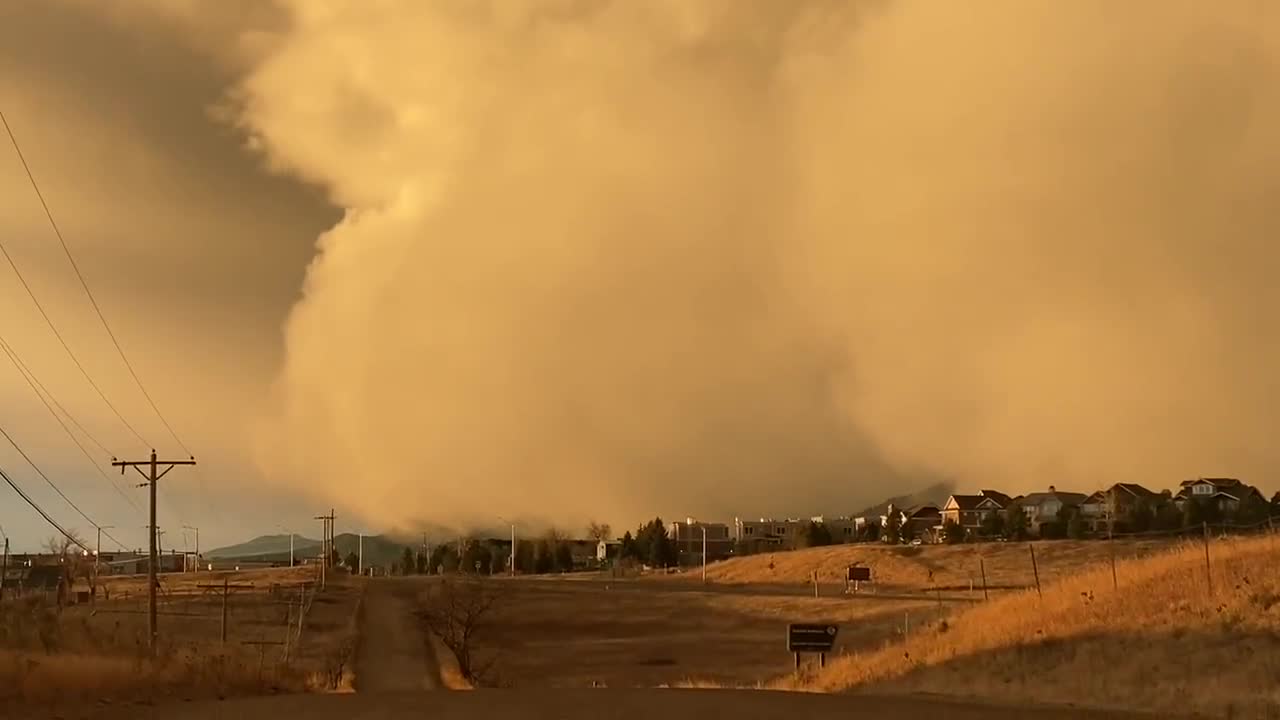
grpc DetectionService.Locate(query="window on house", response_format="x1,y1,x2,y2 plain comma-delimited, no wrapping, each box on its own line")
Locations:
843,527,852,535
1193,484,1212,495
744,527,754,536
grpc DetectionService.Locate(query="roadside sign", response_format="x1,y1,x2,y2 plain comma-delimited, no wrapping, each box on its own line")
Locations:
787,623,838,653
787,623,838,671
847,566,871,582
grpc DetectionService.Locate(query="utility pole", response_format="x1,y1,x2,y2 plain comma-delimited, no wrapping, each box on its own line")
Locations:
358,531,363,576
314,510,334,586
113,450,196,656
701,526,707,584
95,525,114,589
1,537,8,600
184,520,198,571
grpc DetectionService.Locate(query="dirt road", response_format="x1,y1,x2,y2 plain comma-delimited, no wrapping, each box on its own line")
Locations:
353,580,439,692
67,688,1162,720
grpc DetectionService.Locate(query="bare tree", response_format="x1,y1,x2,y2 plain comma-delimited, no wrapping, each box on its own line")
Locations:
586,522,613,542
418,577,503,684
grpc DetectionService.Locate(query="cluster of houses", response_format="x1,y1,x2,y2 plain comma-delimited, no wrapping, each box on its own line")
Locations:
658,477,1277,566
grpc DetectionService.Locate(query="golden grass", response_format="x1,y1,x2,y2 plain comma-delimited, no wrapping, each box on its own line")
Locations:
791,533,1280,717
0,572,362,711
680,538,1181,591
467,578,938,688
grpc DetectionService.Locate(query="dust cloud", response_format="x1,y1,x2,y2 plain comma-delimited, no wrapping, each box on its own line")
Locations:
232,0,1280,532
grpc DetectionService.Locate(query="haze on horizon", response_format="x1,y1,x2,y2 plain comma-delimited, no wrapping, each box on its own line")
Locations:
1,0,1279,549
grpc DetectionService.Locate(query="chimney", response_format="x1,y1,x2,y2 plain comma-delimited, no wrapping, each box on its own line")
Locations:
1048,485,1056,493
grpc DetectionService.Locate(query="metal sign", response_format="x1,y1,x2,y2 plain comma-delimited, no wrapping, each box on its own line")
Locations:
787,623,839,654
847,566,871,582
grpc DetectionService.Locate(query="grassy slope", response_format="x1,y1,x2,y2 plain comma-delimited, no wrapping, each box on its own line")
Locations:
681,538,1181,590
790,534,1280,717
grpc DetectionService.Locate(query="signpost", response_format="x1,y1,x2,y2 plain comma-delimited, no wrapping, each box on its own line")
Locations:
845,564,871,594
787,623,839,670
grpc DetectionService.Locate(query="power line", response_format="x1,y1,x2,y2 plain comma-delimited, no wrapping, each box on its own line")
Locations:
0,332,113,457
0,421,125,550
0,464,91,553
0,238,150,449
0,333,143,516
2,110,191,457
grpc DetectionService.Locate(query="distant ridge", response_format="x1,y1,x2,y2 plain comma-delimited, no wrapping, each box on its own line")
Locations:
853,481,955,518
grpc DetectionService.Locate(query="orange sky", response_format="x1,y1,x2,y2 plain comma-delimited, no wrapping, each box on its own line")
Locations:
1,1,1278,549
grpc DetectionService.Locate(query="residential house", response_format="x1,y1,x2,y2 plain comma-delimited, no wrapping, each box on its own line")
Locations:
882,504,941,542
1173,478,1266,517
811,515,864,544
566,540,599,568
734,518,805,551
940,494,1004,537
1017,486,1088,536
1078,483,1162,534
670,519,733,565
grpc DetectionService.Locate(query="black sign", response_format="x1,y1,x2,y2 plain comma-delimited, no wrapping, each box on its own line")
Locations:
787,623,839,653
847,566,871,582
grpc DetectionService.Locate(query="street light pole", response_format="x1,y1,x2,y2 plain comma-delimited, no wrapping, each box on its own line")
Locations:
498,516,516,576
701,526,707,583
358,531,363,576
183,526,199,573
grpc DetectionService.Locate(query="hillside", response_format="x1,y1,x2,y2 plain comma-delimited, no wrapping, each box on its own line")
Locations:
852,481,954,519
789,534,1280,717
682,538,1181,591
206,534,321,559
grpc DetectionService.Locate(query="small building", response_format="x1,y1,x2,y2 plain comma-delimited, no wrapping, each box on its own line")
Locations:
670,519,733,565
811,515,863,544
596,540,622,563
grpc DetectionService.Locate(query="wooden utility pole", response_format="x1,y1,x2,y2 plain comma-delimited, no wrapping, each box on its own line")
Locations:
1,537,8,600
1029,543,1042,599
314,510,334,586
112,450,196,655
1202,521,1212,595
197,579,253,644
979,557,989,601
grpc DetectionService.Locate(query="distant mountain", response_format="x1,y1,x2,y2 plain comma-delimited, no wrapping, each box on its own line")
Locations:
206,534,321,559
853,481,955,518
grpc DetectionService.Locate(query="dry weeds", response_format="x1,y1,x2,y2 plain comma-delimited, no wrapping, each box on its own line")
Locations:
791,534,1280,717
681,538,1182,592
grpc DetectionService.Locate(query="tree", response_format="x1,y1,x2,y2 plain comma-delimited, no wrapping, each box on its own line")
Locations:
800,521,833,548
344,551,359,571
979,512,1005,539
942,519,965,545
1066,508,1086,540
1235,493,1270,526
619,531,637,560
416,550,429,575
882,513,902,545
532,539,554,574
419,577,503,684
461,540,493,575
429,544,460,574
859,521,880,543
490,545,510,575
401,547,417,575
1153,501,1182,531
1005,507,1029,540
513,539,534,574
554,542,574,572
636,518,675,568
586,522,613,542
1181,498,1205,528
1271,491,1280,514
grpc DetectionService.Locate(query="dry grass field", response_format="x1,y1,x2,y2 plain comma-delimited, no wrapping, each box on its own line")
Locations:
787,533,1280,718
453,577,945,689
0,567,362,713
677,538,1184,594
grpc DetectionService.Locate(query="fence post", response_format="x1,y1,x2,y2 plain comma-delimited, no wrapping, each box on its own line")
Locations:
1107,525,1118,591
220,578,229,644
812,570,819,599
1028,543,1042,599
1202,521,1212,596
979,558,989,601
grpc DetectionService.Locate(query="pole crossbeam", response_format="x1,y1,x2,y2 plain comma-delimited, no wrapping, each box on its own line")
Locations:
112,450,195,655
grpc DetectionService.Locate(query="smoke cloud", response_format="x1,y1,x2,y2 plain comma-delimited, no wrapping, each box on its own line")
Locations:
234,0,1280,532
